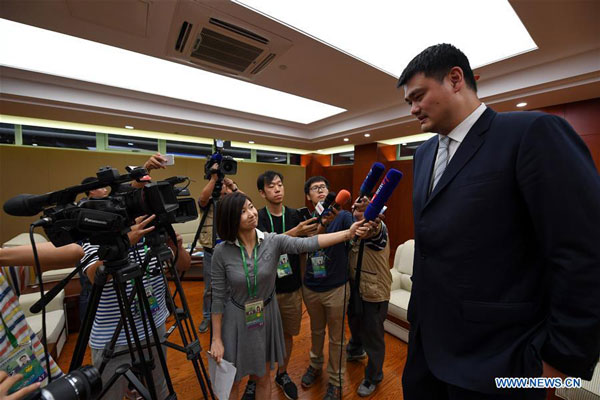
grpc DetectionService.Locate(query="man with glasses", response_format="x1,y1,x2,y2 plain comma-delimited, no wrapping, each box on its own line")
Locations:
301,176,353,400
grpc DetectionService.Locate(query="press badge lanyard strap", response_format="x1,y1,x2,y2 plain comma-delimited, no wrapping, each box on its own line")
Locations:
0,314,19,348
240,242,259,299
266,207,285,233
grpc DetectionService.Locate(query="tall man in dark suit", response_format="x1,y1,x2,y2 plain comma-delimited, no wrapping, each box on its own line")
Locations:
398,44,600,399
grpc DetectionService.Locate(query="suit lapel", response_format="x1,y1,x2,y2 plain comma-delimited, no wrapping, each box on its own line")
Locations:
414,138,438,215
423,108,496,210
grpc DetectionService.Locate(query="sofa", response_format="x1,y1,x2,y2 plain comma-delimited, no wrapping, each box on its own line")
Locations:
18,289,68,359
385,239,414,343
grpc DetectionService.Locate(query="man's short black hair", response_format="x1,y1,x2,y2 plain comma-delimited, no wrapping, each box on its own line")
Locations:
304,176,330,195
397,43,477,92
257,170,284,191
81,176,96,196
216,192,253,242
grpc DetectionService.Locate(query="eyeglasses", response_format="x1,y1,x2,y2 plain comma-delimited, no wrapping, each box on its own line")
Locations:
309,184,328,192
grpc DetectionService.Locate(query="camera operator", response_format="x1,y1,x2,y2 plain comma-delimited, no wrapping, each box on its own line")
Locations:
0,242,84,399
79,152,191,400
76,152,168,330
196,163,239,334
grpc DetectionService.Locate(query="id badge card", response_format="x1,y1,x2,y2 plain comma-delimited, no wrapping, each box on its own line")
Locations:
145,284,160,317
244,299,264,330
276,254,293,278
311,251,327,278
0,341,48,394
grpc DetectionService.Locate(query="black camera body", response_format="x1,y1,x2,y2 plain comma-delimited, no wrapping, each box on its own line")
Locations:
204,140,237,180
3,166,198,247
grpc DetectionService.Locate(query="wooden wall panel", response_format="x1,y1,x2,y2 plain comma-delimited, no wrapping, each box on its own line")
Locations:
0,146,306,244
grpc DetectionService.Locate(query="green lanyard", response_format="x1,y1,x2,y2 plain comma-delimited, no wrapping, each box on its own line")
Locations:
265,206,285,233
240,241,259,298
0,313,19,348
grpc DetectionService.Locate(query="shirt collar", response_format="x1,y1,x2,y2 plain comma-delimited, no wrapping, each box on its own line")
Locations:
444,102,487,144
232,228,264,247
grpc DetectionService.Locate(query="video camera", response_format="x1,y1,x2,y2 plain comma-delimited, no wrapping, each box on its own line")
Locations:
204,139,237,180
3,166,198,247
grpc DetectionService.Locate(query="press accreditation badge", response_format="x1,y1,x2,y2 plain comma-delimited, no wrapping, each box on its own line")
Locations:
311,251,327,278
244,299,265,330
0,342,48,394
145,285,160,317
276,254,293,278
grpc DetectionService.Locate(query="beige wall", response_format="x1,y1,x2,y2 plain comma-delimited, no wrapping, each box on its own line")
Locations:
0,145,306,244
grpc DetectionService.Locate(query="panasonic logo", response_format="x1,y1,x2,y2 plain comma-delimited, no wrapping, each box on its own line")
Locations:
83,217,108,226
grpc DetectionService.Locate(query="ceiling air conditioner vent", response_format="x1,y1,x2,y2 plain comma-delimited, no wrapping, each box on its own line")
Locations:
167,2,292,79
175,21,193,52
251,53,276,75
191,28,263,73
208,18,269,45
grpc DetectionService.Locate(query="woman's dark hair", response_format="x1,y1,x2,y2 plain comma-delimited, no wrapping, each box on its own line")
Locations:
216,192,252,242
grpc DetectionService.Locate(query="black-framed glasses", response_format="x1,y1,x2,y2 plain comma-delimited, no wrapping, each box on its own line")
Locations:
310,184,328,192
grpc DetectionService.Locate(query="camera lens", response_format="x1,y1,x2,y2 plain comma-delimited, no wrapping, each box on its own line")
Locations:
39,365,102,400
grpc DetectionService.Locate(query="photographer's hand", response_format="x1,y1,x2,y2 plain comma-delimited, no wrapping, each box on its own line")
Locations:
128,215,156,246
0,371,40,400
167,234,191,272
287,218,319,237
222,178,239,194
144,152,167,171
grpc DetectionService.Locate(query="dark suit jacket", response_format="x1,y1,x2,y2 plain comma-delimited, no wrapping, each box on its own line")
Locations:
410,107,600,393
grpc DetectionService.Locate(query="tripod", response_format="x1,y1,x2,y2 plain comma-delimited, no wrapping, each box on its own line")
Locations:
69,234,176,400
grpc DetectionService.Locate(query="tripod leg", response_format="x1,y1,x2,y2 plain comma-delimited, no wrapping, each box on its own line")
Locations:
132,276,176,398
163,258,214,400
99,364,152,400
69,266,107,372
113,275,159,400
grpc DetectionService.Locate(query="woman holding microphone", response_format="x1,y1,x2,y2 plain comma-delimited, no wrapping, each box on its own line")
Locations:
209,192,372,399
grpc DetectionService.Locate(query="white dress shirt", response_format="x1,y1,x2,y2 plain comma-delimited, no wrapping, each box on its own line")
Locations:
442,102,487,162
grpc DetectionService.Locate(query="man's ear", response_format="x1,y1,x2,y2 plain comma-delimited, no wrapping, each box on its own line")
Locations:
306,193,311,203
259,190,266,200
448,66,465,92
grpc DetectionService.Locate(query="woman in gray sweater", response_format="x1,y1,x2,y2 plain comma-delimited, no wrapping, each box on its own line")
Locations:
208,192,371,399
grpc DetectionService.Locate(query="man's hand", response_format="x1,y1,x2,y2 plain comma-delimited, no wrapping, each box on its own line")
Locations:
356,220,379,239
167,233,184,250
128,215,156,246
349,220,371,239
0,371,40,400
317,208,338,233
352,196,369,213
222,178,238,193
144,152,168,172
289,218,319,237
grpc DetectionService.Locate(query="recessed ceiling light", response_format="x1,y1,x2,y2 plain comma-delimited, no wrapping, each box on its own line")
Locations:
343,138,349,142
401,142,407,146
516,102,527,108
236,0,537,76
248,140,255,144
0,19,345,124
125,125,134,129
127,142,134,146
32,143,38,146
274,157,279,160
364,133,371,137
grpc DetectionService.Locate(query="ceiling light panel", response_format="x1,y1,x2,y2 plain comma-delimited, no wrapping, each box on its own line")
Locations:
235,0,537,76
0,19,346,124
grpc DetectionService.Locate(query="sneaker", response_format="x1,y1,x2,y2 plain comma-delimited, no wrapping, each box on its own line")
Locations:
357,379,377,397
242,380,256,400
198,318,210,333
323,383,341,400
346,349,367,362
275,371,298,400
301,365,321,388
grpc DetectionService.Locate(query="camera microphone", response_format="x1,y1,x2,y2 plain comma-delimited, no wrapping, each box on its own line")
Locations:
3,193,52,217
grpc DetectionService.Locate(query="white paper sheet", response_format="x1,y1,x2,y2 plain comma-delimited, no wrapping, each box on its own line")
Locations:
208,354,237,400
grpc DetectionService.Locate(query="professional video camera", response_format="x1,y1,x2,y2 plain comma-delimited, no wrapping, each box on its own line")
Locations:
204,139,237,180
22,365,101,400
3,166,198,247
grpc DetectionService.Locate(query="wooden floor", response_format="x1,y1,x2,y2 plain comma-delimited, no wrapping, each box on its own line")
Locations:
57,280,407,399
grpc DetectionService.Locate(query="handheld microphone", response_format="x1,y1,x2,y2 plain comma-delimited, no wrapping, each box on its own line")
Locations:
3,193,53,217
359,162,385,199
317,190,351,224
352,169,403,243
364,169,403,221
315,192,336,216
